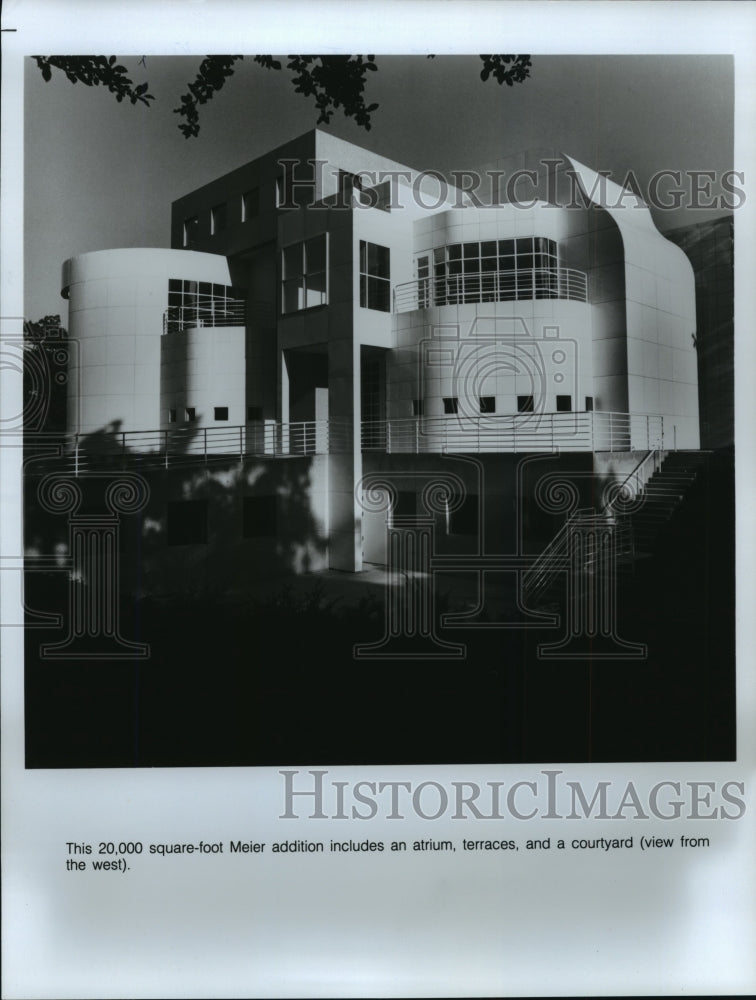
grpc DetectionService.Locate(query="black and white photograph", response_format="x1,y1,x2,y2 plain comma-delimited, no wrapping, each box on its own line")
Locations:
19,51,739,769
2,2,755,996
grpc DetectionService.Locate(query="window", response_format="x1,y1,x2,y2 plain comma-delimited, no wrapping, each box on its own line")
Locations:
479,396,496,413
417,255,430,308
214,406,229,421
241,188,259,221
167,408,177,423
247,405,263,421
359,240,391,312
210,203,227,235
281,235,328,313
423,237,559,306
166,278,244,334
443,397,459,414
167,500,207,546
183,216,199,248
556,395,572,412
412,399,424,417
243,496,277,539
186,407,196,422
517,395,534,413
585,396,594,412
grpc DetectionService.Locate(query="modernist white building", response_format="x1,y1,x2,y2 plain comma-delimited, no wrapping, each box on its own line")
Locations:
61,130,699,574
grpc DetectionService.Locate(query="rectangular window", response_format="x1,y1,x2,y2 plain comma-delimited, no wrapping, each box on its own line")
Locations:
585,396,594,411
359,240,391,312
167,408,177,423
214,406,229,421
479,396,496,413
281,235,328,313
517,395,534,413
556,395,572,412
243,496,277,539
412,399,424,417
241,188,259,221
210,203,227,235
186,407,196,421
247,405,263,421
443,397,459,415
183,216,199,248
417,255,430,307
167,500,207,546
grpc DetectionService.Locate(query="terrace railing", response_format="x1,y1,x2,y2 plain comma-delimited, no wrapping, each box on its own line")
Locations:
360,411,666,454
67,419,353,473
163,299,246,335
394,266,588,313
62,411,668,474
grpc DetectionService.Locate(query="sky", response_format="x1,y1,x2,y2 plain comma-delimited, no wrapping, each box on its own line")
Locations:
23,53,734,323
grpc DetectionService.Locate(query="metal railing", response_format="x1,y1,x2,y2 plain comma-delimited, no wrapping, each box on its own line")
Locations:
360,411,666,454
521,449,670,601
394,266,588,313
163,299,246,335
62,411,667,473
68,419,353,473
521,508,635,601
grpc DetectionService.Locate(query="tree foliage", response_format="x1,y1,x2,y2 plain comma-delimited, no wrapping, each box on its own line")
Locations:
33,56,154,105
33,53,531,138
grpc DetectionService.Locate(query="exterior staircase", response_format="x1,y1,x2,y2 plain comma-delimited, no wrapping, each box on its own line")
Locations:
523,450,710,608
630,451,710,554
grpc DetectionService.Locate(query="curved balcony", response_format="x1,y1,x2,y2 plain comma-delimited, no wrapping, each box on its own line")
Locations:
393,267,587,314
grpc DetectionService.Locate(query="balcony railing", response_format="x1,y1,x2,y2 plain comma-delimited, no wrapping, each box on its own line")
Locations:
62,412,668,474
360,412,667,454
163,299,246,335
394,267,588,313
66,420,353,473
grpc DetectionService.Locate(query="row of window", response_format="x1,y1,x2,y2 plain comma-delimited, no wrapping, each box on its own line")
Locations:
167,406,267,424
167,407,229,423
182,189,259,247
410,395,594,416
418,237,561,306
182,167,393,246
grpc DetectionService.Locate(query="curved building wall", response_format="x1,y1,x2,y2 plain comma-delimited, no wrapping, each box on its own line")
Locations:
62,248,235,436
567,158,699,448
161,325,246,434
392,206,596,446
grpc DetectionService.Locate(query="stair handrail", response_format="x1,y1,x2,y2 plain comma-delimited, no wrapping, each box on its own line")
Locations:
522,506,595,595
604,449,665,514
522,452,664,599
